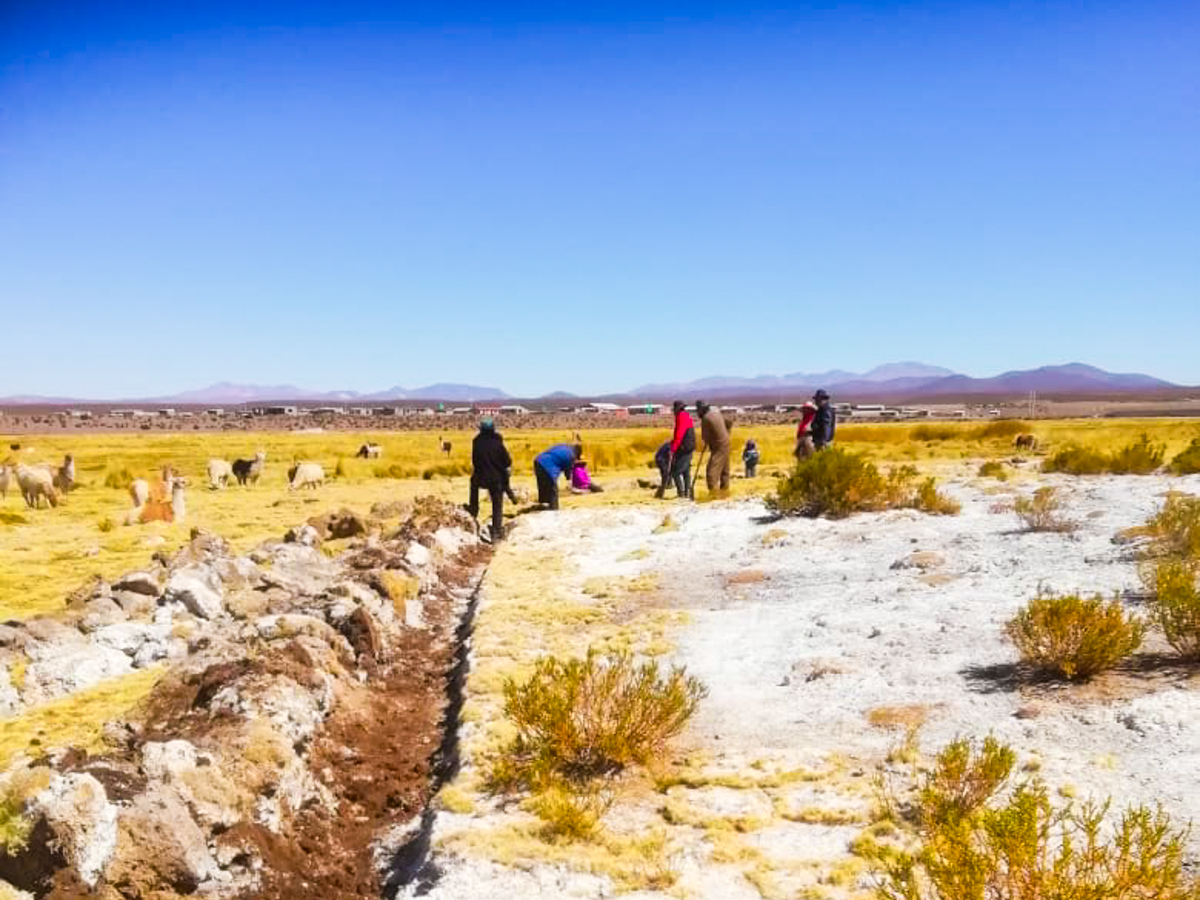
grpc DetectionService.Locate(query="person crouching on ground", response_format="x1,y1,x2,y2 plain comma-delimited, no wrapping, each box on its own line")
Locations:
794,400,817,459
533,442,581,510
697,399,732,495
570,459,604,494
742,439,760,477
655,400,696,499
811,389,836,451
468,418,512,541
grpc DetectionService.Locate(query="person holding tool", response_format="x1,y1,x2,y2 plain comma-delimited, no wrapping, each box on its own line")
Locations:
655,400,696,499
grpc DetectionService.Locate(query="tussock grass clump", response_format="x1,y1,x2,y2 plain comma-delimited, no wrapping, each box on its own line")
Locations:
1169,438,1200,475
1143,494,1200,562
910,424,957,442
0,765,52,852
493,650,706,789
529,783,614,841
1150,561,1200,661
1006,592,1143,680
977,461,1007,480
769,449,958,519
874,736,1196,900
1013,486,1075,533
422,461,471,480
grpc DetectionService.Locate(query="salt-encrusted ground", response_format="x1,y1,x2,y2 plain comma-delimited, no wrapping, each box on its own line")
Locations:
412,469,1200,900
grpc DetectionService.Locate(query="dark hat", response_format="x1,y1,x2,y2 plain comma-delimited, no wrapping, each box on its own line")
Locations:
814,389,830,401
672,400,685,413
695,399,709,413
479,417,495,431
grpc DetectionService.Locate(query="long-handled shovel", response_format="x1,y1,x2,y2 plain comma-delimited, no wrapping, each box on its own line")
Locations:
689,446,707,500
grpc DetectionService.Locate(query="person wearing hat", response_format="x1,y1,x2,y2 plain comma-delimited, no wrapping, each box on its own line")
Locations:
794,399,818,459
742,438,761,477
655,400,696,499
811,389,836,451
696,399,732,495
468,417,513,541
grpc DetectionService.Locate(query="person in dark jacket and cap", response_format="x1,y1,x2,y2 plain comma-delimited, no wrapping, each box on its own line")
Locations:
656,400,696,499
811,389,836,450
468,418,512,541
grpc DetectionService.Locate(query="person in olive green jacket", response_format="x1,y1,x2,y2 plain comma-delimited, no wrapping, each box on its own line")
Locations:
696,400,732,495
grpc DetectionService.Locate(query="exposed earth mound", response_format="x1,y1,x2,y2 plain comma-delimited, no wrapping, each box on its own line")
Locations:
0,497,488,899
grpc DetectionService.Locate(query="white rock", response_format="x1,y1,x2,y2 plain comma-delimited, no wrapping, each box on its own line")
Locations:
23,644,133,702
92,622,169,657
405,542,431,568
30,773,118,888
141,740,199,781
113,571,161,596
164,565,225,619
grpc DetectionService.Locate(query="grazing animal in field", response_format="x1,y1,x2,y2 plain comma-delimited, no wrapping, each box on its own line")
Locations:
1014,434,1038,451
439,437,452,458
232,450,267,486
128,476,186,525
0,464,12,500
356,443,383,459
287,462,325,490
15,463,58,508
207,458,233,489
51,454,75,493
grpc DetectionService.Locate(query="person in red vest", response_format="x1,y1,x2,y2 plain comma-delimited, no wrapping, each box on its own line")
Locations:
655,400,696,498
794,400,818,459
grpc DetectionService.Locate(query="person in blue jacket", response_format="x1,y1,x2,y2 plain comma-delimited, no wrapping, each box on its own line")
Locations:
534,442,581,510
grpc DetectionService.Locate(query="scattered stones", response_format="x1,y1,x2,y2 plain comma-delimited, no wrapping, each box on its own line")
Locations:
308,507,368,540
164,565,225,620
113,571,161,597
891,550,947,571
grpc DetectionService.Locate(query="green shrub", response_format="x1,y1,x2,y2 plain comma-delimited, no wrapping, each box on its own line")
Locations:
977,461,1007,480
1108,433,1165,475
494,650,706,789
1169,438,1200,475
1006,592,1143,680
875,777,1196,900
1013,486,1075,533
769,450,959,519
1041,445,1109,475
917,737,1016,829
103,468,136,489
1150,560,1200,660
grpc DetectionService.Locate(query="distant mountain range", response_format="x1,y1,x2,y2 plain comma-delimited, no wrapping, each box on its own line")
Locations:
0,364,1186,407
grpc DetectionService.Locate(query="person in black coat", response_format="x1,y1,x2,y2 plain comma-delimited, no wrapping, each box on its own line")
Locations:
811,389,837,450
468,418,512,541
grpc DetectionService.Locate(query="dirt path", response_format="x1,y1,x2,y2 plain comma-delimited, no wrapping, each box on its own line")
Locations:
408,473,1200,899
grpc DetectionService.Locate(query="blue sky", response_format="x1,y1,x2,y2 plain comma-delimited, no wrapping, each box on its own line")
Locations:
1,1,1197,398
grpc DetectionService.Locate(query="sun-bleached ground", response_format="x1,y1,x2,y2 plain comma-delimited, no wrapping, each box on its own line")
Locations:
412,467,1200,900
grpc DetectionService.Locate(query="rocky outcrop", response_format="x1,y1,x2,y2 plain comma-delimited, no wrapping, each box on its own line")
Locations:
0,498,487,899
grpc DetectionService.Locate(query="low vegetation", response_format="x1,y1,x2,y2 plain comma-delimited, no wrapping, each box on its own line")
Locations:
1006,592,1144,680
1169,437,1200,475
1149,561,1200,661
1042,433,1166,476
1141,493,1200,562
872,737,1197,900
492,650,706,789
1013,486,1075,532
976,460,1007,480
769,449,958,518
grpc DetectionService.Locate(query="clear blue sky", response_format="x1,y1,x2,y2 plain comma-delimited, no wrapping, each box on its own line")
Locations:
2,1,1197,398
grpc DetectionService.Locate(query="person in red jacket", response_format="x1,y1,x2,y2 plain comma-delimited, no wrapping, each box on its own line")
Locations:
655,400,696,498
794,400,818,459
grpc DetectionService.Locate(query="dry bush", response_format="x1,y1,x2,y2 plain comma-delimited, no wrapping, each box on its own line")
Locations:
1013,487,1075,533
1142,494,1200,562
1006,592,1143,680
529,782,614,841
970,419,1030,441
769,449,958,519
1169,438,1200,475
874,753,1196,900
493,650,706,789
1108,433,1166,475
103,467,136,489
917,736,1016,828
1150,560,1200,660
1041,445,1110,475
373,462,420,479
913,478,961,516
421,461,471,479
910,424,957,442
977,461,1007,480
